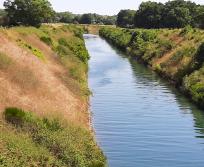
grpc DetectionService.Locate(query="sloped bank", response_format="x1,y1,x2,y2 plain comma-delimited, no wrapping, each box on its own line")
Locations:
0,25,106,166
99,26,204,109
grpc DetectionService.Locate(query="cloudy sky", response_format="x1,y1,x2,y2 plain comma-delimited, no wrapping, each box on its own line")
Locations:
0,0,204,15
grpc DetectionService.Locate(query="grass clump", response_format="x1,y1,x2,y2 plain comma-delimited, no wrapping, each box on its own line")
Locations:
17,39,46,61
0,52,13,70
1,108,106,167
4,107,27,125
40,36,53,46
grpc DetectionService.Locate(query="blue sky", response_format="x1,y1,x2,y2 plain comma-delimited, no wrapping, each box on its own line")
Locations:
0,0,204,15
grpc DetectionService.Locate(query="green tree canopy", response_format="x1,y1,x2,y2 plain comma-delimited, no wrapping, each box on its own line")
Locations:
56,12,75,23
134,2,165,28
117,10,135,28
163,0,193,28
4,0,55,27
79,13,93,24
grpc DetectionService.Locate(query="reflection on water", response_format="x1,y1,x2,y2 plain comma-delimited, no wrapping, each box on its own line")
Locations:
84,34,204,167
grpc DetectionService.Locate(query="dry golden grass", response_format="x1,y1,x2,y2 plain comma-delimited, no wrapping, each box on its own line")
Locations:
0,26,89,128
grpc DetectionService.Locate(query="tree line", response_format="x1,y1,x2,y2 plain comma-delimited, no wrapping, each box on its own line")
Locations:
0,0,116,27
56,12,116,25
117,0,204,29
1,0,204,29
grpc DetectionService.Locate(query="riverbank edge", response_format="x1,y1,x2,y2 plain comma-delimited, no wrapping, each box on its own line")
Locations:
0,25,107,166
99,29,204,110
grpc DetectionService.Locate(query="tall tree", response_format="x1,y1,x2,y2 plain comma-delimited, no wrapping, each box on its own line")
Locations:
4,0,55,27
163,0,192,28
134,1,165,28
79,14,93,24
56,12,75,23
117,10,135,28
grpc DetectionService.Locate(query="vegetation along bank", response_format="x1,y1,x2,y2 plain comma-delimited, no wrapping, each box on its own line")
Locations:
0,25,106,166
99,26,204,109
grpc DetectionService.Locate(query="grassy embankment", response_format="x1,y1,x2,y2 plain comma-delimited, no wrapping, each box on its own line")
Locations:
0,25,106,166
99,26,204,109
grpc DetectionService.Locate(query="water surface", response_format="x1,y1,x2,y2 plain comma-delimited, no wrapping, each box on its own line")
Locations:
84,34,204,167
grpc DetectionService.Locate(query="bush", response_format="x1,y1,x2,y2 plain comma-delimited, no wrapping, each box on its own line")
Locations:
195,42,204,66
40,36,53,46
183,67,204,108
99,27,132,50
58,37,89,63
4,107,26,125
180,25,193,36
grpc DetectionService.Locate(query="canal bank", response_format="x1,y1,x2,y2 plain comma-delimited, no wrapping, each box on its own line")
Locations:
85,34,204,167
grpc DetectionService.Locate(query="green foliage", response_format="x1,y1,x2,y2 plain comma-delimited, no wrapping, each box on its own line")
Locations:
99,27,132,50
180,25,194,36
117,10,136,28
79,13,93,24
56,11,75,23
40,36,53,46
134,1,165,28
100,26,204,107
183,67,204,108
4,0,55,27
4,108,27,125
58,37,89,63
1,108,106,167
195,42,204,66
115,0,204,29
71,13,116,25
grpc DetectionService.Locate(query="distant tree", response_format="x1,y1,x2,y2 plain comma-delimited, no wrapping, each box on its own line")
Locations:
163,0,192,28
4,0,55,27
134,2,165,28
0,9,6,17
103,16,116,25
79,14,93,24
193,5,204,29
56,12,75,23
163,7,191,28
117,10,135,28
133,0,203,29
0,9,8,26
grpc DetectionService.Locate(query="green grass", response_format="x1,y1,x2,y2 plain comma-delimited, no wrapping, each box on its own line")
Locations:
1,108,106,167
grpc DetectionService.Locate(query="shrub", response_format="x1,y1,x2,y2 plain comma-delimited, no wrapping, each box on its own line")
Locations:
183,67,204,108
58,37,89,63
40,36,53,46
4,107,26,125
180,25,193,36
195,42,204,66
